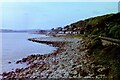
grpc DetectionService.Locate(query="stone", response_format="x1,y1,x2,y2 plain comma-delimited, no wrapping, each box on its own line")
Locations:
8,61,11,64
53,66,59,71
15,68,21,73
72,64,76,68
47,71,52,76
73,71,78,75
16,60,21,64
80,70,88,77
22,58,27,62
61,64,65,69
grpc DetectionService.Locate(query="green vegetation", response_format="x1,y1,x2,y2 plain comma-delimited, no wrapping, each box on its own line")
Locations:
62,12,120,39
87,37,120,78
88,37,103,55
109,25,120,39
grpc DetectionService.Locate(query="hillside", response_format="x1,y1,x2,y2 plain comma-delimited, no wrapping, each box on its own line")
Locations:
61,12,120,39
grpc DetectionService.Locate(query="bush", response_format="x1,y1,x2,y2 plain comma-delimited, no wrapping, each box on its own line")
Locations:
109,25,120,39
95,44,120,78
88,37,103,55
91,37,103,49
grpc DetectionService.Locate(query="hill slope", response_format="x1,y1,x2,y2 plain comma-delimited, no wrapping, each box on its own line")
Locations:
62,12,120,39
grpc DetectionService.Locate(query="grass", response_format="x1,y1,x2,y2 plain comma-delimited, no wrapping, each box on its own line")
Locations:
86,36,120,78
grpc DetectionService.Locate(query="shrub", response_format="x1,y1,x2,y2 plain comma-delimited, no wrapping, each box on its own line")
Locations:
95,44,120,78
88,37,103,55
109,25,120,39
91,37,103,49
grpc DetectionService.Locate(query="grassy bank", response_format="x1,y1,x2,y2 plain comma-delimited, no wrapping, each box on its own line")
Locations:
83,35,120,78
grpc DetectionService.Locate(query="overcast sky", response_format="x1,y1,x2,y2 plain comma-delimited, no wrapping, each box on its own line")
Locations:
2,2,118,30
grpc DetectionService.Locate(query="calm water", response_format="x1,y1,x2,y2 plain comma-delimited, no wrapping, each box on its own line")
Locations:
1,33,56,73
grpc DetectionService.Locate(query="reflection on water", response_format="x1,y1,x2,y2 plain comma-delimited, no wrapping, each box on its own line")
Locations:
1,33,56,73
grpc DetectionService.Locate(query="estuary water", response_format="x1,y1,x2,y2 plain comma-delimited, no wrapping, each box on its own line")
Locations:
1,33,56,73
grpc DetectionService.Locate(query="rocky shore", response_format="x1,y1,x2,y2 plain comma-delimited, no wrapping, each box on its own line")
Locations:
2,37,106,79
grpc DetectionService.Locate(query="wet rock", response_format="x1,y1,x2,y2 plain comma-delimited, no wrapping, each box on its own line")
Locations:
8,61,11,64
22,58,27,62
16,60,21,64
27,55,34,61
2,72,9,77
15,68,21,73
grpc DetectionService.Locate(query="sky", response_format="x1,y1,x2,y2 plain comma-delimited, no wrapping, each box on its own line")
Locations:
1,2,118,30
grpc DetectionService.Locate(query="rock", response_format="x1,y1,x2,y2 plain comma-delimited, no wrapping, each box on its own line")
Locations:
29,63,37,69
73,75,77,78
97,67,109,75
22,58,27,62
47,71,52,75
72,64,76,68
27,56,33,61
73,71,78,75
8,61,11,64
97,67,106,72
53,61,59,65
61,73,65,77
15,68,21,73
41,67,47,72
80,70,88,77
97,74,106,77
16,60,21,64
2,72,9,77
61,64,65,69
33,60,38,63
84,76,91,78
53,66,59,71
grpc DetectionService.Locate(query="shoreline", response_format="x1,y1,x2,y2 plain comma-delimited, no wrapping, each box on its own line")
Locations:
2,37,93,78
1,33,56,73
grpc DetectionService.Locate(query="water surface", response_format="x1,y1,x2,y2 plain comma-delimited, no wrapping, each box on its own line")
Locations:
1,33,56,73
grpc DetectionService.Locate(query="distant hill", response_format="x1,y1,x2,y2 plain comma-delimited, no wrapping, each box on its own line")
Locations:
0,29,28,33
0,29,51,34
